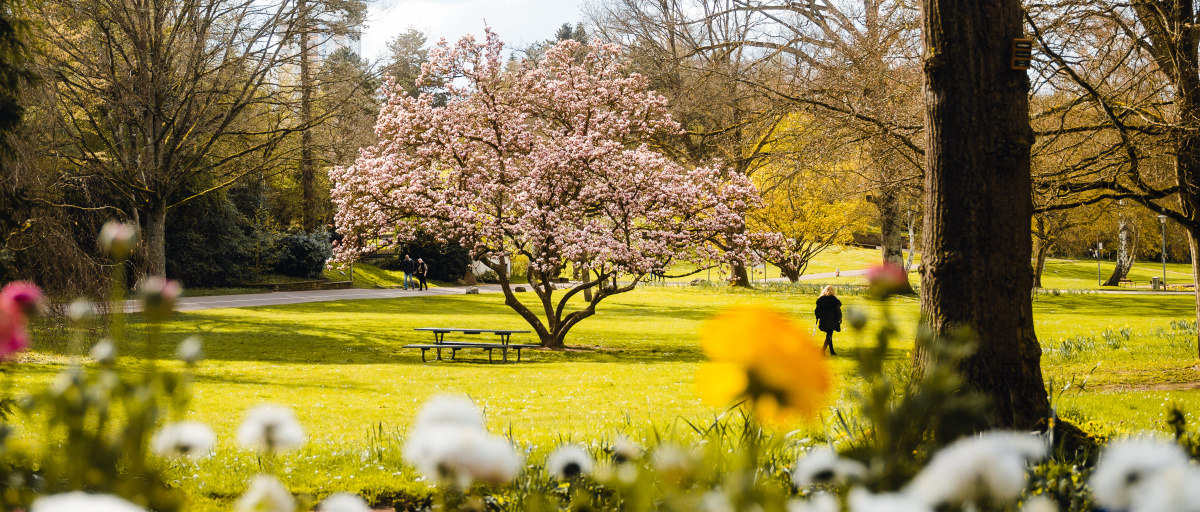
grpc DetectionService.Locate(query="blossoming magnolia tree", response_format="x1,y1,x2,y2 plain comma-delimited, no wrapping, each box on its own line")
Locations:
331,30,758,348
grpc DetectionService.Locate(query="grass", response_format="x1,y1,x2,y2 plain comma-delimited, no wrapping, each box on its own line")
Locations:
1038,258,1195,290
14,278,1200,508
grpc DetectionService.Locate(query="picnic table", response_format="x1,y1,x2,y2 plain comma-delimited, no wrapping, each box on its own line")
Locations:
404,327,538,363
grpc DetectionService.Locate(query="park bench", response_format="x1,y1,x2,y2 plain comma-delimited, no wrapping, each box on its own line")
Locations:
1118,278,1135,287
405,327,538,363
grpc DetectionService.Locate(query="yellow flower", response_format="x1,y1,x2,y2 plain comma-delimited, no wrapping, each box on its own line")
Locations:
695,307,832,425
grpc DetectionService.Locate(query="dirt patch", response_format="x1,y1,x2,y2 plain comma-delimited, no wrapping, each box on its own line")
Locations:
1092,380,1200,393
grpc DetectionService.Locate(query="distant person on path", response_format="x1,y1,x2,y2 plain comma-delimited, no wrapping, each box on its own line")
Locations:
416,258,429,291
814,285,842,356
400,254,416,290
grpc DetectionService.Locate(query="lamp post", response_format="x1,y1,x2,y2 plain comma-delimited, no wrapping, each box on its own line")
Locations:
1159,215,1168,289
1097,239,1103,286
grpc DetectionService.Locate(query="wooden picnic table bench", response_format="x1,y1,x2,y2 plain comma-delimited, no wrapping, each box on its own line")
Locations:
405,327,537,363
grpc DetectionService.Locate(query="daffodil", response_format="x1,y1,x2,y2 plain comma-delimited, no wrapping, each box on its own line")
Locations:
695,307,832,425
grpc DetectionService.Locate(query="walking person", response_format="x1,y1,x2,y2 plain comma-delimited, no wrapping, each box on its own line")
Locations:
400,254,415,290
814,285,842,356
416,258,429,291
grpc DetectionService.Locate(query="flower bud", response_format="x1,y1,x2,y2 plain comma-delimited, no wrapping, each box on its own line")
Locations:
67,299,96,325
90,338,117,365
845,307,868,331
866,263,910,299
176,336,204,365
1,281,45,318
99,221,138,261
137,277,181,321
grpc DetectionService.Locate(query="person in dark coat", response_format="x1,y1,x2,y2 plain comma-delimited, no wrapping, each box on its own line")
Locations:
814,285,842,355
416,258,429,291
400,254,415,290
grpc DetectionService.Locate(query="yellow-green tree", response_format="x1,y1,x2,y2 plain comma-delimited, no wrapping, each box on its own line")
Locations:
750,169,870,282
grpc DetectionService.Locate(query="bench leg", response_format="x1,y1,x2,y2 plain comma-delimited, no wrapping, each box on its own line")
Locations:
516,348,521,362
435,347,443,361
502,346,508,363
487,348,493,363
450,348,458,361
421,348,428,363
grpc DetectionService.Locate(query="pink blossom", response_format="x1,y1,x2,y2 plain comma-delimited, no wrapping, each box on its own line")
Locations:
0,281,39,359
329,30,759,342
867,262,911,298
1,281,45,317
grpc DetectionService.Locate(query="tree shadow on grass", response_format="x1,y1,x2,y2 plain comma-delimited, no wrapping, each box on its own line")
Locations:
1034,294,1194,318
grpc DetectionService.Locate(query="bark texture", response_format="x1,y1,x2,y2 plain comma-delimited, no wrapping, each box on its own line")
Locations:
1103,215,1138,286
915,0,1050,429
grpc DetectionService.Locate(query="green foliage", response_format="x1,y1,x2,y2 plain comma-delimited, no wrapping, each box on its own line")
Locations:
380,230,471,282
165,191,256,287
272,230,333,278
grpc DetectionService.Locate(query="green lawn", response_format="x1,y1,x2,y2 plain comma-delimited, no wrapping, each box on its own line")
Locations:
1039,258,1195,290
15,285,1200,508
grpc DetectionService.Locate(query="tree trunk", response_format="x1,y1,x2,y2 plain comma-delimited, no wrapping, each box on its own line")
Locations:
1103,215,1138,286
914,0,1050,429
878,187,916,294
781,265,800,282
729,259,753,288
298,0,317,232
904,208,917,273
144,202,168,278
1190,230,1200,360
1032,216,1048,289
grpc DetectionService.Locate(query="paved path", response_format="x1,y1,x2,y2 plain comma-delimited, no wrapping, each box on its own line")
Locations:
123,285,504,313
121,266,1194,313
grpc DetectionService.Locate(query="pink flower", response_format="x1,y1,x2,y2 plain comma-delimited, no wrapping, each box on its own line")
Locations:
137,277,182,321
1,281,45,317
866,262,910,298
0,281,39,360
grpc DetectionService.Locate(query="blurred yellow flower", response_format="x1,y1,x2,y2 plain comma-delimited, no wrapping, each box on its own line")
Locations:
695,307,832,425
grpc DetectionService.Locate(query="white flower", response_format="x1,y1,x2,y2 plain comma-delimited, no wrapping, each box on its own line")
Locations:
905,431,1046,506
1089,437,1192,511
31,492,145,512
701,491,734,512
609,434,643,463
848,488,932,512
91,338,117,365
318,493,370,512
459,434,522,485
1021,495,1058,512
403,425,520,487
1125,460,1200,512
235,474,295,512
151,421,216,460
792,447,866,486
546,444,594,479
652,444,694,482
176,336,204,364
412,395,485,431
237,405,305,453
787,492,839,512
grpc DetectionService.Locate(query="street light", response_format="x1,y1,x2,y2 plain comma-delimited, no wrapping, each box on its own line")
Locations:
1159,214,1168,289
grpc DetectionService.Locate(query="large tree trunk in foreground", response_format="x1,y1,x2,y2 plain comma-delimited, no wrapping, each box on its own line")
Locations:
1103,215,1138,286
914,0,1050,429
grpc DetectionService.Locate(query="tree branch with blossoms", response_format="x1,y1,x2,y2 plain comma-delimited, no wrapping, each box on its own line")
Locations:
330,29,759,348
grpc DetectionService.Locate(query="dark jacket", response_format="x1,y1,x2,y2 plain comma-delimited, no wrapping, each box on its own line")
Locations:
417,262,428,276
400,258,415,273
815,295,842,333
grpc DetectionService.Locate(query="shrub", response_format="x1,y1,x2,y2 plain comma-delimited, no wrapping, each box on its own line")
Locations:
165,191,256,287
272,230,333,278
384,231,472,282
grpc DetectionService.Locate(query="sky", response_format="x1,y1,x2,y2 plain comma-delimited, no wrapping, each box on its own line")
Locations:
361,0,589,62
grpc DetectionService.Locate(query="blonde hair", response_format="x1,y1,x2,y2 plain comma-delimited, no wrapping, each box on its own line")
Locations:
821,285,836,297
